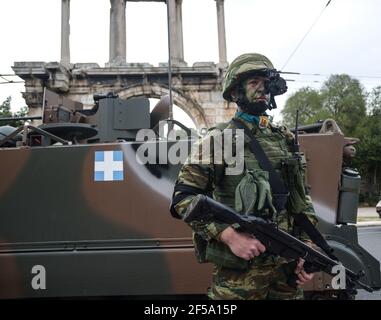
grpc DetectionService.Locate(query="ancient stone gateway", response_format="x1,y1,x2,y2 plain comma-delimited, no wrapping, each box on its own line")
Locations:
13,0,236,129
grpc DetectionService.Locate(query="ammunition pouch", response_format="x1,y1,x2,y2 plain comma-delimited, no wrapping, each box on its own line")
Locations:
281,156,308,214
234,169,277,217
234,170,259,214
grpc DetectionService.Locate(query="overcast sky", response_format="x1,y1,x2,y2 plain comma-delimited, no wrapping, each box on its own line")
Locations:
1,0,381,124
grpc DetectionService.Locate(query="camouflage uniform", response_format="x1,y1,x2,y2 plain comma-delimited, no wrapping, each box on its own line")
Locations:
172,53,317,300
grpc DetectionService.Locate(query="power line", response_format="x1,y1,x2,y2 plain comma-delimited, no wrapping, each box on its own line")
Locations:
281,0,333,70
295,72,381,80
0,73,24,84
0,81,24,84
282,70,381,81
287,80,321,84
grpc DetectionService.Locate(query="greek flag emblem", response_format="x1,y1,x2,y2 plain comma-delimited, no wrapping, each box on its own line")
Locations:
94,150,124,181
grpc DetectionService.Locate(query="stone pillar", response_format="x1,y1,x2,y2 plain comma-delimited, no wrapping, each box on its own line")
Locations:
167,0,181,65
175,0,184,62
109,0,126,65
215,0,227,67
60,0,70,66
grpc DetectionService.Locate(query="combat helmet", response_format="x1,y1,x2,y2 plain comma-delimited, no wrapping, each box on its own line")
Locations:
222,53,275,102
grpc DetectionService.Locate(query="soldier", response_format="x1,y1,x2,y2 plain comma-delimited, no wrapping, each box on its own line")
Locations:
170,53,317,300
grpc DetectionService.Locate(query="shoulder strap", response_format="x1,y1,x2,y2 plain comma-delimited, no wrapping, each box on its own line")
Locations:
232,118,289,211
291,213,338,260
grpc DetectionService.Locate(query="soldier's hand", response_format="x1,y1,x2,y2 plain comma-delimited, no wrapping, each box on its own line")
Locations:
219,226,266,260
295,258,315,286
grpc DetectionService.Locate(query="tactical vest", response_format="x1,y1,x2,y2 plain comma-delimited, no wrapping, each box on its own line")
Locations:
213,120,293,208
202,118,300,269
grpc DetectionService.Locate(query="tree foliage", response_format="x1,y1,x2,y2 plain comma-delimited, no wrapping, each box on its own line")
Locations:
352,87,381,203
281,74,366,135
0,96,12,118
320,74,366,135
0,96,28,127
367,85,381,116
281,87,324,128
282,76,380,204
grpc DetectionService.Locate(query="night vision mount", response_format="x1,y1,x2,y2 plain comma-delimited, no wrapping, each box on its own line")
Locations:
263,69,288,110
264,69,288,96
242,68,288,110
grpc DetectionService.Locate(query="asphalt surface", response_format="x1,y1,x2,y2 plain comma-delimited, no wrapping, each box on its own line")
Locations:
356,226,381,300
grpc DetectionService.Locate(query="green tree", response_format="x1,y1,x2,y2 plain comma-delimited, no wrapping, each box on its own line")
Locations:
320,74,366,135
282,74,367,135
0,96,28,127
281,87,324,127
0,96,12,118
282,75,377,204
353,87,381,204
367,85,381,116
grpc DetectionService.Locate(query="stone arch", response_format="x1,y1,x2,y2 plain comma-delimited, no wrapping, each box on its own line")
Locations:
116,84,209,129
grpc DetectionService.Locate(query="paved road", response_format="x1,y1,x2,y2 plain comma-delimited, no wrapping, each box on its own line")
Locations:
356,226,381,300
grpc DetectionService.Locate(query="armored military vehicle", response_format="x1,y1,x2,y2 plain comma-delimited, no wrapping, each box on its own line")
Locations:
0,90,379,299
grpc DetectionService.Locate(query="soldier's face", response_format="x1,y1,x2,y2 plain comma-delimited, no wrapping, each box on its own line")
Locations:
242,76,270,106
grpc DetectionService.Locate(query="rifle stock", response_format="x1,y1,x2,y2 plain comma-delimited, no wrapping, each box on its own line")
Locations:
183,194,374,293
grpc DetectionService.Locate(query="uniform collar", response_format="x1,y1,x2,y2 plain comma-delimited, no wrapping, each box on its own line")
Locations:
235,111,270,130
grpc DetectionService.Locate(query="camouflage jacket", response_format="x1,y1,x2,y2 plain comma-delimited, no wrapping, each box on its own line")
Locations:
173,113,317,269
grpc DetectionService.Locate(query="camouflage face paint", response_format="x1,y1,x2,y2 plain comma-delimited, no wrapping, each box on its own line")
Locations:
242,77,270,105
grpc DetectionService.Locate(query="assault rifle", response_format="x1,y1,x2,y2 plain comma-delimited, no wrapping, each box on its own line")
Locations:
183,194,374,293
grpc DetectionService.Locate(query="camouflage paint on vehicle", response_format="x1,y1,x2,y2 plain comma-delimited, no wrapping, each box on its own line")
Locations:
0,92,379,299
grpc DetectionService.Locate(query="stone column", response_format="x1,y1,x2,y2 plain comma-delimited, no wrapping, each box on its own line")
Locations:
215,0,227,67
167,0,180,65
175,0,184,62
109,0,126,65
60,0,70,66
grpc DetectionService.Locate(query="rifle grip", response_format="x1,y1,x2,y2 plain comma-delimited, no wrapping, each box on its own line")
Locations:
286,262,316,289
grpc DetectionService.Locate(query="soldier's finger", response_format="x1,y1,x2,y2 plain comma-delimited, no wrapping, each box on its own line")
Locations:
295,260,304,273
242,254,252,261
254,240,266,253
250,247,260,257
301,270,314,281
298,271,310,283
298,258,305,268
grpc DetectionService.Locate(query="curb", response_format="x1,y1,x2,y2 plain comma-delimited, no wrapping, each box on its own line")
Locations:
356,221,381,227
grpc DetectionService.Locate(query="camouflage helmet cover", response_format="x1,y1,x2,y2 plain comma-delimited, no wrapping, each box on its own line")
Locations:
222,53,274,101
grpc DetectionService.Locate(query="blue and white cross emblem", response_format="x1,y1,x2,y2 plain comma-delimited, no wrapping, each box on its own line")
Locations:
94,151,124,181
